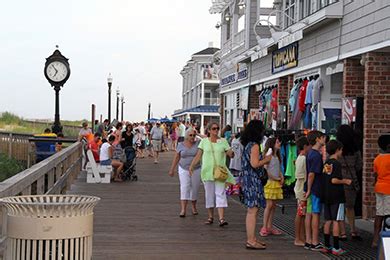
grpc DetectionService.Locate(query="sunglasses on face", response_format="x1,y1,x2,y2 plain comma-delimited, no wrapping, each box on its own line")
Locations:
188,134,195,137
211,127,220,131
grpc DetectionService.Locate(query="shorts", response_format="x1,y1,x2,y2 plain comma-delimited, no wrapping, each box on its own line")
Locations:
376,193,390,216
152,140,162,151
324,203,345,221
306,194,322,214
297,200,307,217
344,189,357,208
100,159,111,166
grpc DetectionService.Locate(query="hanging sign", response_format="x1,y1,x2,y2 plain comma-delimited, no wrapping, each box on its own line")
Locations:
220,68,248,87
272,42,298,74
278,30,303,49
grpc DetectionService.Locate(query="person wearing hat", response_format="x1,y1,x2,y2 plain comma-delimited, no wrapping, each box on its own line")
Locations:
150,121,164,163
372,133,390,248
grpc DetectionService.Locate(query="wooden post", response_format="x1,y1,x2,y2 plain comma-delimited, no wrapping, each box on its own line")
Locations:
8,133,12,159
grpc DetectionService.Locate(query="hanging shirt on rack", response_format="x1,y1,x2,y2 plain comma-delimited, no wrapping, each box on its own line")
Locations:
289,82,300,112
284,143,297,186
271,88,278,119
305,79,315,105
298,79,309,112
312,77,324,105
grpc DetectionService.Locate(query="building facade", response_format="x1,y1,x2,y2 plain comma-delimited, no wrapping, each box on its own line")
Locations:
173,45,221,134
211,0,390,218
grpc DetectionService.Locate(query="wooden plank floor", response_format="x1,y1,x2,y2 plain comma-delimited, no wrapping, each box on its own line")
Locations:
69,151,326,260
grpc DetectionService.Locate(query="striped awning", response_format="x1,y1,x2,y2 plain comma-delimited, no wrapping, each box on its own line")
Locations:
209,0,231,14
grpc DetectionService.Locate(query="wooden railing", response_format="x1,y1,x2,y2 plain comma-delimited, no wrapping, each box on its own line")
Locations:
0,142,83,249
0,132,33,167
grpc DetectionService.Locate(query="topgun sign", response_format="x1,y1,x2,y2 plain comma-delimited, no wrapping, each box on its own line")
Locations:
272,42,298,74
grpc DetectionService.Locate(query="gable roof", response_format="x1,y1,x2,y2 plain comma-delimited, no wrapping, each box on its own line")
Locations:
192,47,220,56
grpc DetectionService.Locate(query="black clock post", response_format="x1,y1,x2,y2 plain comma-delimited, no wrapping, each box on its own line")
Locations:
44,48,71,135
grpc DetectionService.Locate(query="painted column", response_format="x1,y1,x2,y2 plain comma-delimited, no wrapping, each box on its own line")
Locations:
201,83,205,105
200,114,205,135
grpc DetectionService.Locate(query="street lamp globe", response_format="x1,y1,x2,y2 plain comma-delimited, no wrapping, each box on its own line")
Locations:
107,73,113,85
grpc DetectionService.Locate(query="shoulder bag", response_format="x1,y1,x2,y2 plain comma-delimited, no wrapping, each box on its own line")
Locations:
343,156,360,191
210,139,228,182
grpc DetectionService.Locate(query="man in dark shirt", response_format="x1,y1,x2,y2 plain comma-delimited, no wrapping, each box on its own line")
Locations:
304,131,326,251
321,140,352,256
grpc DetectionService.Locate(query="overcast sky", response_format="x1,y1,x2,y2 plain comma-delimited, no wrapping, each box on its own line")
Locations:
0,0,273,122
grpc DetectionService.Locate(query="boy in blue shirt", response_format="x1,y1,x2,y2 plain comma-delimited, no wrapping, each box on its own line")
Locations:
304,130,326,251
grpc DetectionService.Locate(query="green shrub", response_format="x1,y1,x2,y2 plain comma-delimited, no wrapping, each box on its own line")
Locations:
0,153,25,182
0,112,22,125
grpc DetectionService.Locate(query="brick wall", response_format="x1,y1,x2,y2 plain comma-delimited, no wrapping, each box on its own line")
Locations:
278,76,289,105
343,58,365,97
248,85,260,110
362,52,390,219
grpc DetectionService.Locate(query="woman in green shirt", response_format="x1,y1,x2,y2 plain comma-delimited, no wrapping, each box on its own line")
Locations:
189,122,235,227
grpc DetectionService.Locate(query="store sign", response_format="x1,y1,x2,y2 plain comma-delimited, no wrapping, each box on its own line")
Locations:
278,30,303,49
251,48,268,62
342,97,356,125
220,68,248,87
272,42,298,74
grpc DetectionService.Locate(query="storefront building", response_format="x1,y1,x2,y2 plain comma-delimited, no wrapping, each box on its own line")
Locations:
211,0,390,218
173,44,220,134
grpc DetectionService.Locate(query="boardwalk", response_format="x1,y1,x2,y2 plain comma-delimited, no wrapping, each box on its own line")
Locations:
68,151,324,260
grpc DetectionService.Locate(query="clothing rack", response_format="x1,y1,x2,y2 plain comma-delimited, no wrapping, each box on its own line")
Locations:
258,83,278,92
294,69,320,81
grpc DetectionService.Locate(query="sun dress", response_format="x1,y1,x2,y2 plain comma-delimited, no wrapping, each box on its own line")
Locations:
241,142,266,208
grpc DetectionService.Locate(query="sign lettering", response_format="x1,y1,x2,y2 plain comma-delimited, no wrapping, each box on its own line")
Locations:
220,68,248,87
272,42,298,74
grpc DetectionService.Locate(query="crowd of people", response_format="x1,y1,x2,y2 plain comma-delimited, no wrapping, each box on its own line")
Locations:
167,119,389,256
78,119,196,181
77,118,389,255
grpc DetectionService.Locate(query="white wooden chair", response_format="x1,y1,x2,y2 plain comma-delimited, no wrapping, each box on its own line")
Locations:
86,150,112,183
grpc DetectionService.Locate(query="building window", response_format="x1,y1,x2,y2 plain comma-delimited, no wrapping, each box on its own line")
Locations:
284,0,296,28
331,73,342,94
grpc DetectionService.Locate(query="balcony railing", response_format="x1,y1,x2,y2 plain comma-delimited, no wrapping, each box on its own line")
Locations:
204,98,220,106
221,30,246,57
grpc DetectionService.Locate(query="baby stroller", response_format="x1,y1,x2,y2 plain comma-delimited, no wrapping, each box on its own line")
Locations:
122,146,138,181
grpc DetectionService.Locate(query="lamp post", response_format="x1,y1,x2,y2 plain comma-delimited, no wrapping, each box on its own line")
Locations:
44,48,71,135
121,95,125,121
116,87,120,121
147,103,151,120
107,73,113,123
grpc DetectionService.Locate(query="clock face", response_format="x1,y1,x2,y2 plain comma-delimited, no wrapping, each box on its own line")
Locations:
46,61,68,82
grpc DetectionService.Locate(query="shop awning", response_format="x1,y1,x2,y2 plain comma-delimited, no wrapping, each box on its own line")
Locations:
172,105,220,117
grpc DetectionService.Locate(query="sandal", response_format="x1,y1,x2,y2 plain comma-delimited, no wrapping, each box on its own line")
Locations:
219,219,228,227
269,228,282,235
192,211,199,215
246,241,266,250
259,227,269,237
256,239,266,247
351,232,363,241
340,234,347,241
204,217,213,225
179,213,186,218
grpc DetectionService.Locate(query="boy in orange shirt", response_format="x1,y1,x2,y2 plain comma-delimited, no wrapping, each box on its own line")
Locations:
372,134,390,248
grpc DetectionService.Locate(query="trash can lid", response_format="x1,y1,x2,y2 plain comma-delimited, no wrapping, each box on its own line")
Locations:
0,195,100,217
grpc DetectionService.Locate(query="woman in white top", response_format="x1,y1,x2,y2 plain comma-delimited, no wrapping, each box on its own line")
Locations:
100,135,124,182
